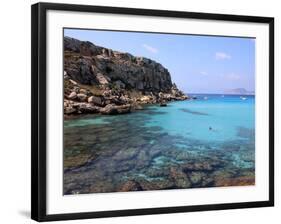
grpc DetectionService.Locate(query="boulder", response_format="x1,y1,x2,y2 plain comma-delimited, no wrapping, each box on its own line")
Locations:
95,71,109,85
132,103,143,110
79,88,88,94
109,96,126,105
77,93,87,102
100,104,131,115
140,95,151,103
64,71,69,79
160,100,167,107
69,79,78,85
68,92,77,100
114,80,126,89
77,103,100,113
88,95,103,106
64,106,76,114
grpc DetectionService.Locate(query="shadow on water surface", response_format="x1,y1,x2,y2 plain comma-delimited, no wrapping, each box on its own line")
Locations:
179,108,209,116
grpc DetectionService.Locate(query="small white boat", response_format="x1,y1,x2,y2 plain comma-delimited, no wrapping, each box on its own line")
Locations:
204,96,208,100
240,96,247,100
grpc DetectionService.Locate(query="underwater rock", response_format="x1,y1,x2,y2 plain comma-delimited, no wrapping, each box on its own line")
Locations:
145,168,170,178
187,171,213,187
182,161,214,172
134,150,151,170
113,148,139,161
188,171,205,185
170,167,191,188
236,126,255,139
87,180,116,193
214,175,255,187
173,151,192,161
64,153,94,171
148,148,162,159
63,97,255,194
118,180,143,192
179,108,208,116
103,159,135,173
138,178,175,190
181,156,225,172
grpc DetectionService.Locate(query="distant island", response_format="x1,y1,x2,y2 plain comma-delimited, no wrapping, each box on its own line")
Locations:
64,37,188,115
224,88,255,95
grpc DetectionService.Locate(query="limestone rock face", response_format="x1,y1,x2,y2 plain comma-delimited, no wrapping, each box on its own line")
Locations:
64,37,173,91
64,36,188,115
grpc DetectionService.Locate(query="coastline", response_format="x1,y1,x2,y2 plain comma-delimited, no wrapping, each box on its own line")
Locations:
64,76,189,116
63,36,188,116
62,36,255,194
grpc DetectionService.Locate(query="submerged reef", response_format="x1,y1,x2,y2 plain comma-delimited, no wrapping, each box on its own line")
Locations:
63,108,255,195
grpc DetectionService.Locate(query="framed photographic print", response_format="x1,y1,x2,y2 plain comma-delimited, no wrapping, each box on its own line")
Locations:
31,2,274,222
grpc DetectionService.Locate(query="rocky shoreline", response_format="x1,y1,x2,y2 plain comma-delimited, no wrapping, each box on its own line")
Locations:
64,37,188,116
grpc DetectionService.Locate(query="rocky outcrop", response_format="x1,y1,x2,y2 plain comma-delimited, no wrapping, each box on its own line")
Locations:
64,36,188,115
100,104,131,115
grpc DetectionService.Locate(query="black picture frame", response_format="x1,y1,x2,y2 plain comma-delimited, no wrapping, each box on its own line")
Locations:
31,2,274,222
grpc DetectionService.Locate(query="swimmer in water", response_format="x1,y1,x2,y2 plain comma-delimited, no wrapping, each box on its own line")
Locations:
209,126,212,130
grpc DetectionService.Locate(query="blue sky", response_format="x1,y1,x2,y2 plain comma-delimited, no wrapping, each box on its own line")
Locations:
64,28,255,94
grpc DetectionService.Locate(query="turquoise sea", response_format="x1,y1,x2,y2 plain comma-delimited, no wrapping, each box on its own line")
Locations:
64,94,255,194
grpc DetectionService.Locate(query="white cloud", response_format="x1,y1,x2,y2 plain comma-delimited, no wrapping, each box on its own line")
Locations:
142,44,158,54
215,52,231,60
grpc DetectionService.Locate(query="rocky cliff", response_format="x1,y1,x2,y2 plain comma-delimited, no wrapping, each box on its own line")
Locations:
64,36,188,115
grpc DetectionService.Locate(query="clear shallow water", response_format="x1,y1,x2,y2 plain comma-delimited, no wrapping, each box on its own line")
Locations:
144,94,255,142
64,94,255,194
